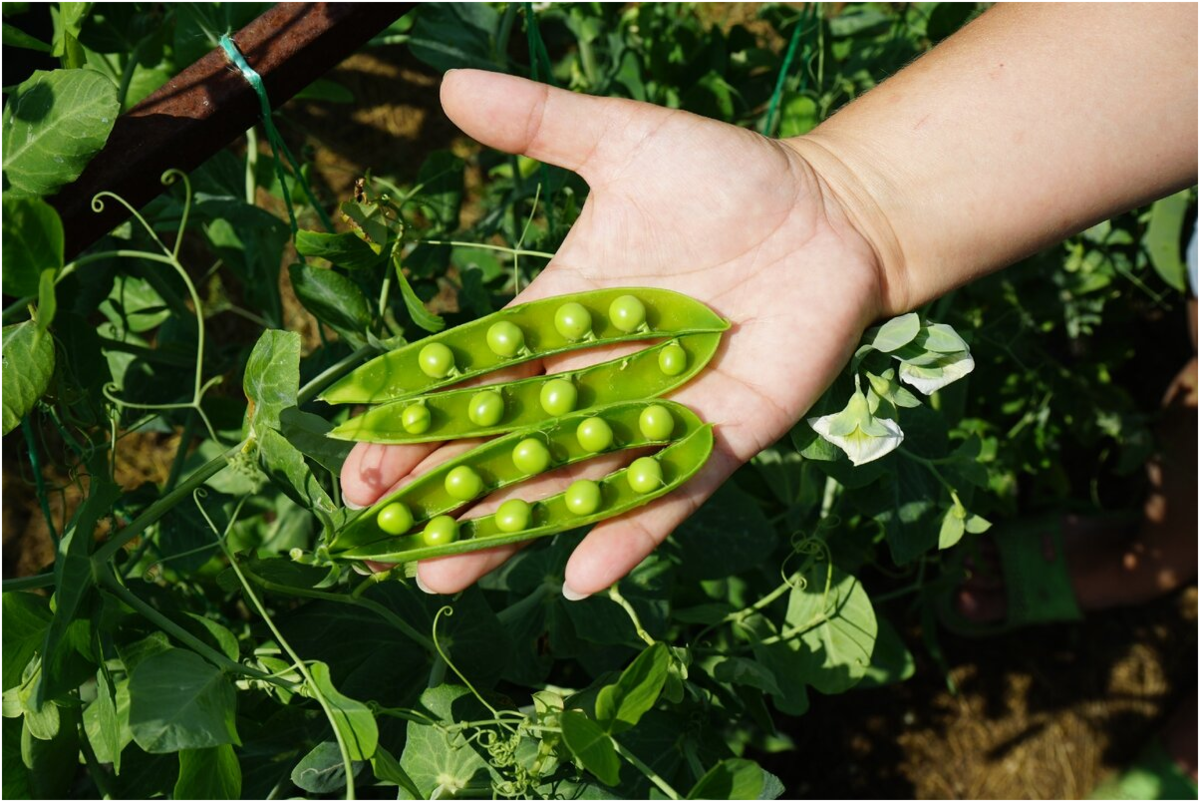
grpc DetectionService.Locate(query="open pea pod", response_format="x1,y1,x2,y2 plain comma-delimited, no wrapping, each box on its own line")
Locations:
334,421,713,564
328,399,708,555
320,287,729,405
327,333,721,444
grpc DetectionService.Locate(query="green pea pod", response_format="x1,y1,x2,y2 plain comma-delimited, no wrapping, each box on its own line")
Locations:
328,399,706,554
335,421,714,564
327,333,721,444
320,287,729,405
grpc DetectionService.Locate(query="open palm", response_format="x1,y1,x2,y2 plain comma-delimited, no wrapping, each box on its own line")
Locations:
342,69,885,597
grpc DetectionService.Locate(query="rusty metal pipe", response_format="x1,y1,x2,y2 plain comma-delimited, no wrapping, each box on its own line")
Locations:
51,2,413,259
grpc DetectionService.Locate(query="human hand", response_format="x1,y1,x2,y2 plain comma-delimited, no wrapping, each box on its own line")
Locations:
340,69,886,598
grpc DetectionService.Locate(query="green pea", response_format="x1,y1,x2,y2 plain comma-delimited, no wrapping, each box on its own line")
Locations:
495,498,532,533
418,342,455,378
468,390,505,427
422,515,459,546
627,457,664,494
323,288,728,406
401,403,431,434
486,321,524,358
330,404,715,560
554,302,592,341
565,479,602,515
445,465,484,501
540,378,577,416
576,417,614,453
658,343,687,376
377,502,413,535
609,295,646,333
638,404,675,440
512,438,552,474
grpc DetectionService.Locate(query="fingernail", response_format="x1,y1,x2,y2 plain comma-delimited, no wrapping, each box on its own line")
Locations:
415,575,438,595
562,583,590,602
344,497,367,510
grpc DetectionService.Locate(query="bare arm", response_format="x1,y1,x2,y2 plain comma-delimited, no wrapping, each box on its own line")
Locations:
791,2,1198,314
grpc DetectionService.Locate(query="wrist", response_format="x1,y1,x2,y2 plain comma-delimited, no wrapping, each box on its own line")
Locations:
783,132,913,317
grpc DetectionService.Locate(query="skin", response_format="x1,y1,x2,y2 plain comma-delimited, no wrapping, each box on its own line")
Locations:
344,4,1196,613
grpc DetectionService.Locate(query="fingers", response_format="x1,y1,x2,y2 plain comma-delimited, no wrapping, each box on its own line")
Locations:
439,69,673,183
562,449,738,598
417,447,651,594
341,441,439,508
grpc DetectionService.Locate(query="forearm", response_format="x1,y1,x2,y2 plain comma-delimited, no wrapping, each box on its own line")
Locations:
788,2,1198,314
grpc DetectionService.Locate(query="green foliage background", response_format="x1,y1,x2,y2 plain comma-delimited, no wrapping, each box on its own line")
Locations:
1,2,1194,799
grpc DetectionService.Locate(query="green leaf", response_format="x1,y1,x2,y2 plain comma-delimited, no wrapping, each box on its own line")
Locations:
712,657,783,697
243,329,300,433
2,21,52,52
400,685,499,797
408,2,500,72
370,744,423,798
288,263,371,343
128,648,240,753
938,505,966,550
175,744,242,799
307,661,377,761
38,480,120,705
279,406,353,475
785,566,878,695
9,708,79,798
339,199,393,254
560,710,620,787
687,758,765,800
1,195,64,297
2,321,55,436
91,668,123,772
865,312,921,353
2,69,119,195
2,592,51,691
415,150,465,230
1145,191,1189,291
594,642,669,734
20,684,60,740
669,483,778,580
256,428,337,520
778,93,818,138
294,230,384,271
394,257,445,333
35,268,57,335
290,740,362,795
183,614,239,662
857,616,915,689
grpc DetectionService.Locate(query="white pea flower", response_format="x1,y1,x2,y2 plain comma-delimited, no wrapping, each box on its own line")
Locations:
896,350,975,395
807,388,905,467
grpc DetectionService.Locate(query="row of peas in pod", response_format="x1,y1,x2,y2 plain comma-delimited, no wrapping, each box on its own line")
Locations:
323,288,728,563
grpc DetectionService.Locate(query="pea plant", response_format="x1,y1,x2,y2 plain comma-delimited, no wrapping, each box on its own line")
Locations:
3,3,1192,799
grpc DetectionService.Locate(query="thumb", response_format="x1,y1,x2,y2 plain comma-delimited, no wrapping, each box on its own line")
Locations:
439,69,669,182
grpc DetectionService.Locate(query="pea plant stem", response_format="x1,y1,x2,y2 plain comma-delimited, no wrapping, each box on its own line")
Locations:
611,739,682,800
242,564,436,652
298,344,378,404
421,240,556,261
222,548,362,801
608,585,656,647
21,417,58,543
97,565,271,680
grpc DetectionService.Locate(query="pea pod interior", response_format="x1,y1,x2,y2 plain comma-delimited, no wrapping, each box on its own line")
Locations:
320,287,729,405
328,333,721,444
329,399,705,553
337,421,714,564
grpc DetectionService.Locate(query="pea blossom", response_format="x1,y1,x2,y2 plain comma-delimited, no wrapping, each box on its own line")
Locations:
807,387,904,466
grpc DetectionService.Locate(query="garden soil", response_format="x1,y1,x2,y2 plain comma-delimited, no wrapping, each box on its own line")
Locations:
5,42,1195,802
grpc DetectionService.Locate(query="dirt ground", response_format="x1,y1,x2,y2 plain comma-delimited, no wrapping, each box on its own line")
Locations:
5,38,1196,802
